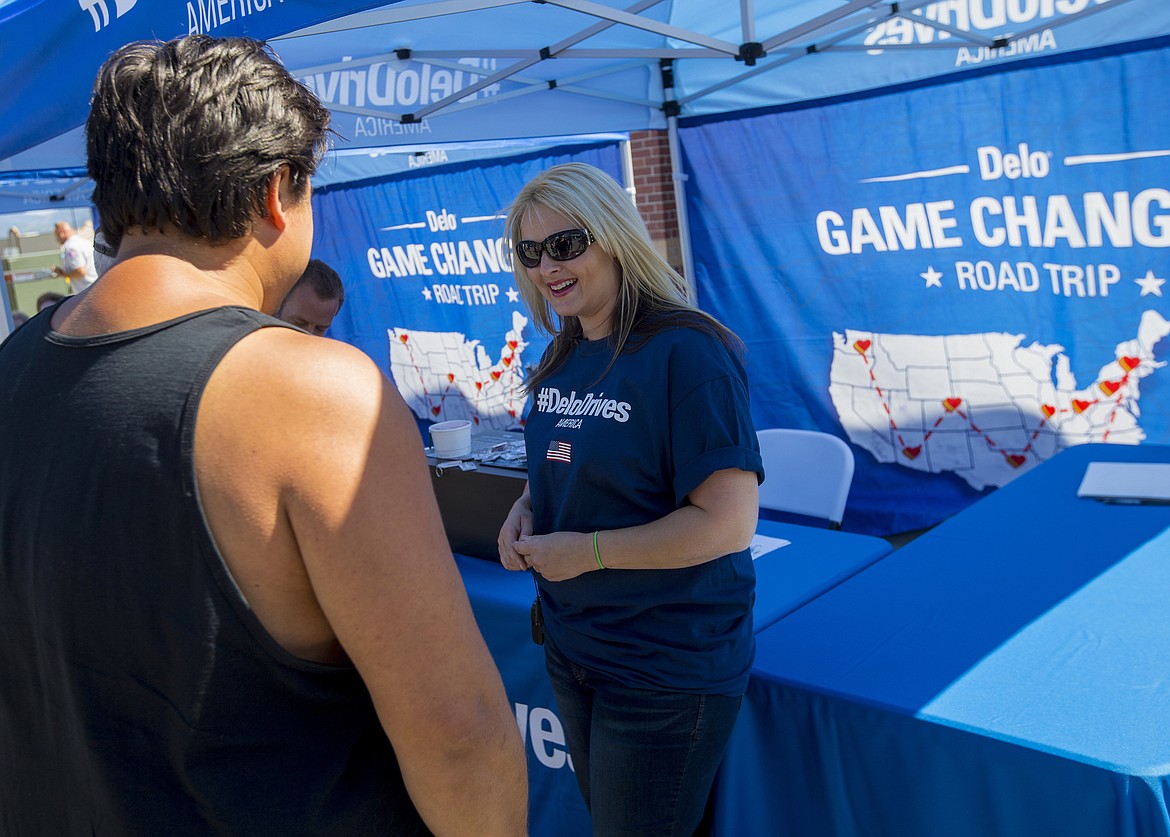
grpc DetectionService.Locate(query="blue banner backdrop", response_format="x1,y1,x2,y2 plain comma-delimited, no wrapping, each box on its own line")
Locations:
682,38,1170,536
310,140,624,433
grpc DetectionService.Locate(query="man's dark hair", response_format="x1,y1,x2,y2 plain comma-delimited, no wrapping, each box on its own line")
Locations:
86,35,331,245
296,259,345,307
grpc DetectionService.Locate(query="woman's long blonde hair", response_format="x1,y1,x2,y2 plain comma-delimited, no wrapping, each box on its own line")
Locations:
506,162,740,391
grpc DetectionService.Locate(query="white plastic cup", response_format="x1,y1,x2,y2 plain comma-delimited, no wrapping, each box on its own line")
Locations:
429,419,473,459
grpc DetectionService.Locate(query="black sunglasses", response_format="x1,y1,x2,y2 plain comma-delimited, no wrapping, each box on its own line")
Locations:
515,228,595,269
93,228,117,258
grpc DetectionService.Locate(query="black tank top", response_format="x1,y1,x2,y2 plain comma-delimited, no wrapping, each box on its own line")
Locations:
0,306,429,836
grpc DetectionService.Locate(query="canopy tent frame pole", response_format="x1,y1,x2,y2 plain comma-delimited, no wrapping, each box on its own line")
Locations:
1,273,14,337
659,59,694,291
680,0,1142,108
666,115,693,290
301,0,669,125
621,138,637,206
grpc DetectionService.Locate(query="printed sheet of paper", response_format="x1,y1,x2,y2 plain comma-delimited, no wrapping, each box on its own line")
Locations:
750,534,792,560
1076,461,1170,504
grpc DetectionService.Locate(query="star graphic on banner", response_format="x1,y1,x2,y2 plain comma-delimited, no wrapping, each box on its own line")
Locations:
422,287,433,301
506,286,520,303
920,266,943,288
1135,269,1165,297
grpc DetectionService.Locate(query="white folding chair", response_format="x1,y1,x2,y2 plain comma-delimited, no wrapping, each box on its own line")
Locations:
756,428,855,529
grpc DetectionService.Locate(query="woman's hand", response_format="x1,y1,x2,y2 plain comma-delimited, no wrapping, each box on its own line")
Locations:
512,531,596,582
497,487,534,571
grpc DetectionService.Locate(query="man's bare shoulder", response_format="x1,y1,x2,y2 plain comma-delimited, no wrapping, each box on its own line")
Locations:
200,323,420,487
234,324,384,400
238,324,403,418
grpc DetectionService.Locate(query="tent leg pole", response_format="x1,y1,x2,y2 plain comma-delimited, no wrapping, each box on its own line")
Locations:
666,113,695,297
621,138,637,205
660,58,695,296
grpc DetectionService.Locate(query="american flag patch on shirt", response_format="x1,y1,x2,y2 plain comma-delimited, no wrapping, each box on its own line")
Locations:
546,440,572,463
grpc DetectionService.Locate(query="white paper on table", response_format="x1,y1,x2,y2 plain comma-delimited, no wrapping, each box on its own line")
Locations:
750,534,792,560
1076,462,1170,504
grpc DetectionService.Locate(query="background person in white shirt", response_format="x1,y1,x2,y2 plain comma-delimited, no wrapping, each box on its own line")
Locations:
51,221,98,293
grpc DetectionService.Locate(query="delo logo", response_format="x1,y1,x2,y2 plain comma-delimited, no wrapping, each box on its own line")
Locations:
977,144,1052,180
79,0,137,33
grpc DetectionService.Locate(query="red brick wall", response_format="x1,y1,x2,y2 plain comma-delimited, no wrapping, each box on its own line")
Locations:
628,130,683,274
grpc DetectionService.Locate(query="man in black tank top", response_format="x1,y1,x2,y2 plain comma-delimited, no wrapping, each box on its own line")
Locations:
0,35,527,837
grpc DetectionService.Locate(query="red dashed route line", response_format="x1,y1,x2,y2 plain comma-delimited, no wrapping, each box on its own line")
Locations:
397,332,526,426
396,333,433,407
850,339,1141,468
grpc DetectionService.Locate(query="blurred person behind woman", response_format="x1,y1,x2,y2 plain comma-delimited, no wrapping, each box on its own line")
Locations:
498,162,763,836
276,257,345,336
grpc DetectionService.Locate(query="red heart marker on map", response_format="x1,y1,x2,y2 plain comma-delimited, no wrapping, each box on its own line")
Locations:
399,334,409,343
854,340,871,354
1005,454,1026,468
943,398,962,412
431,405,441,416
508,340,518,350
508,409,516,418
1098,380,1121,396
1041,404,1056,418
491,371,502,381
447,373,455,383
1072,399,1092,414
902,445,922,460
1119,356,1140,372
475,382,483,391
503,356,513,367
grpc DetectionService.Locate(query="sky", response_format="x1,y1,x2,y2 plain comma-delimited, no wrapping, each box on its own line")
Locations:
2,207,92,241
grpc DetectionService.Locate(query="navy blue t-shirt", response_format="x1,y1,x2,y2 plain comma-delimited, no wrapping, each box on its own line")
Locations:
525,325,763,695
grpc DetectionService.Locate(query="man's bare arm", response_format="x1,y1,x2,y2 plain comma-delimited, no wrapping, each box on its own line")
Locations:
197,330,528,836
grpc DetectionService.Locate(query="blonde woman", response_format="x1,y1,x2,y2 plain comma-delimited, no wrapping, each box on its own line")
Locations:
498,162,763,835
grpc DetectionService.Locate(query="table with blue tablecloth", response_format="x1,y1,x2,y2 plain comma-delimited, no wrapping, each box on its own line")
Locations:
712,443,1170,837
454,519,892,837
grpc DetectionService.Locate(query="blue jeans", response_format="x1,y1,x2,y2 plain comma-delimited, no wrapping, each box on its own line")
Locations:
544,638,743,837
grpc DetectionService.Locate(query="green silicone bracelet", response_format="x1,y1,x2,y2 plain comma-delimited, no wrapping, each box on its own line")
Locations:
593,530,605,570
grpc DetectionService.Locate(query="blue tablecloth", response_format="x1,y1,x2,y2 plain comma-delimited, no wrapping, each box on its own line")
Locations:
454,520,891,836
713,443,1170,837
750,519,892,631
453,555,589,837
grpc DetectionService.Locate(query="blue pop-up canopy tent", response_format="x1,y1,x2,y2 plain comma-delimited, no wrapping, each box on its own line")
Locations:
5,0,1168,206
2,0,1169,535
2,6,1169,833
